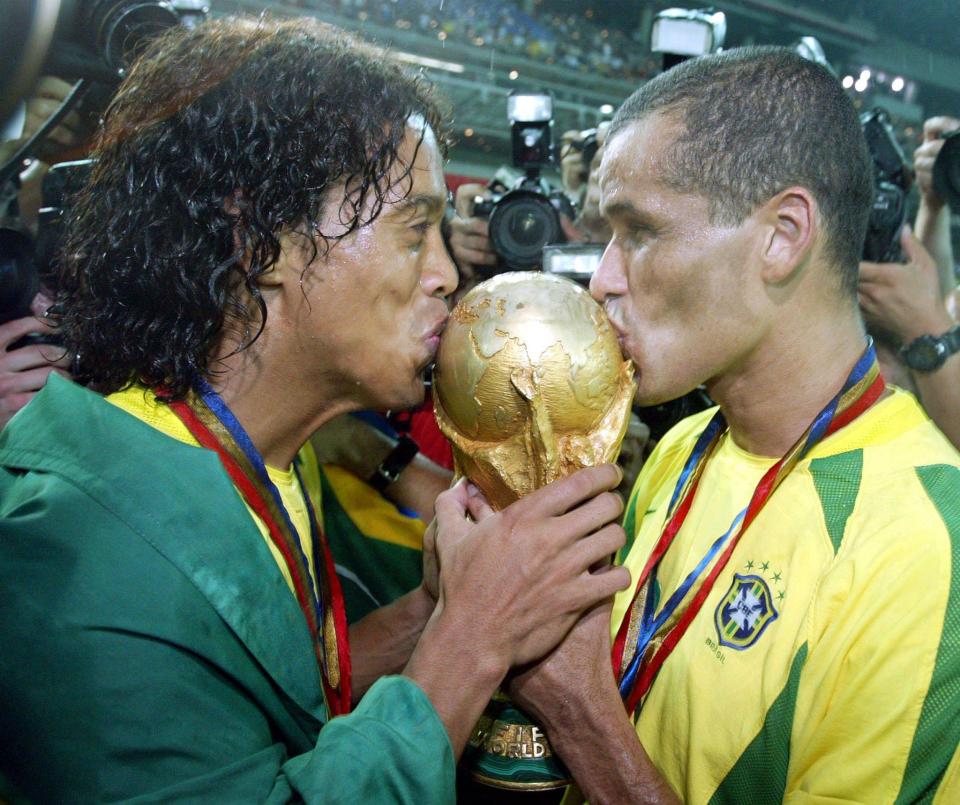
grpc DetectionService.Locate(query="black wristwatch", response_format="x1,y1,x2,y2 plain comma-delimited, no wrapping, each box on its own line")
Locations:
367,435,419,491
900,324,960,372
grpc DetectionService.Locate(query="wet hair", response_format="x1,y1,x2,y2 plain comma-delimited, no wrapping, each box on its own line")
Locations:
58,16,449,396
610,46,873,297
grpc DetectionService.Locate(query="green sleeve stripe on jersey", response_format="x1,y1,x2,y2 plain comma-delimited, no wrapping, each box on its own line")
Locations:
809,449,864,554
709,643,808,805
618,485,642,565
897,464,960,804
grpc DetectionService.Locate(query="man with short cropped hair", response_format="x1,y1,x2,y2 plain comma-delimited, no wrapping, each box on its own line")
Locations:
510,47,960,803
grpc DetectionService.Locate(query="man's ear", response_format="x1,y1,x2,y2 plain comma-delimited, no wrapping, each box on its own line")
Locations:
224,191,284,288
758,186,818,285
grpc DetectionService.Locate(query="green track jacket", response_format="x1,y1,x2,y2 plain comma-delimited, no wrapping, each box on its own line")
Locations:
0,376,454,803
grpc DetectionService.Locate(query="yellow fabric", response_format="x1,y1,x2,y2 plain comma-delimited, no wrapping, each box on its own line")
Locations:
613,389,960,803
934,746,960,805
320,464,425,551
107,384,320,594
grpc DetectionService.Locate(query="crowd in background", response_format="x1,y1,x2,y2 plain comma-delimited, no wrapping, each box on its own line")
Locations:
299,0,660,81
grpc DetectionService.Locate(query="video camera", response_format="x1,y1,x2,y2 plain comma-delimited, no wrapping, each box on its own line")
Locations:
473,91,576,272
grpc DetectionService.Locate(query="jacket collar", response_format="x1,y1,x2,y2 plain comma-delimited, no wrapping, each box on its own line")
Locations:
1,375,325,717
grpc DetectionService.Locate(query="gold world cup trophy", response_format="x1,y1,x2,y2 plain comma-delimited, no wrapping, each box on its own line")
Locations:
433,271,636,793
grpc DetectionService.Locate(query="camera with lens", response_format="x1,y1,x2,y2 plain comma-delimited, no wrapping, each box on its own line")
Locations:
861,108,911,263
473,91,576,272
46,0,208,84
0,160,92,346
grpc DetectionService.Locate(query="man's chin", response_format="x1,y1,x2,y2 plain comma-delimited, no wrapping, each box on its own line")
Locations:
634,381,698,409
380,378,428,414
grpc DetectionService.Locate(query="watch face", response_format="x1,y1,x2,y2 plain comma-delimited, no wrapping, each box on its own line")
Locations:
904,336,947,372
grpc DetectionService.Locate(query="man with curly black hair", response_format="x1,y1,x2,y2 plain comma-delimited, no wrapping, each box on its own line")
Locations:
0,17,630,802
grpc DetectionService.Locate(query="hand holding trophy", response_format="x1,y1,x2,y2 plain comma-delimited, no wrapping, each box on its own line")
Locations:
433,271,635,793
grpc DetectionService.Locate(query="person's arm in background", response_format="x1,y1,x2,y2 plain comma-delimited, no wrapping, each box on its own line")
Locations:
860,226,960,448
309,413,451,522
446,182,496,299
913,115,958,296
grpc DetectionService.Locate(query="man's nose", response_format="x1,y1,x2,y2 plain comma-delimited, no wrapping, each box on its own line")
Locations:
589,239,626,303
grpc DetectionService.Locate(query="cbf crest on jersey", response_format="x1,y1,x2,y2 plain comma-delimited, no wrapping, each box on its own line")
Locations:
715,573,778,650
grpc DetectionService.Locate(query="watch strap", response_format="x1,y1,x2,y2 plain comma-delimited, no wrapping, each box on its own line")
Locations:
901,323,960,372
942,324,960,354
367,435,419,491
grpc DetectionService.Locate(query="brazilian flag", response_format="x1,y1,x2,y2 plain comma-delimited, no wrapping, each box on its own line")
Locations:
319,464,426,623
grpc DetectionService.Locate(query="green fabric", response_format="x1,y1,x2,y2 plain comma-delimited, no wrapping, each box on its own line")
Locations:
0,376,454,803
709,643,809,804
319,470,423,623
897,465,960,804
618,484,642,564
809,450,864,554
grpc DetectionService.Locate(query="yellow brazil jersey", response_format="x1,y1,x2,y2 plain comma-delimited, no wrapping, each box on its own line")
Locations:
613,389,960,804
106,384,322,595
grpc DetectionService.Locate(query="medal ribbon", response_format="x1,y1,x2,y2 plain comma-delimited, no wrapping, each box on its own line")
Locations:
165,379,352,716
612,342,884,716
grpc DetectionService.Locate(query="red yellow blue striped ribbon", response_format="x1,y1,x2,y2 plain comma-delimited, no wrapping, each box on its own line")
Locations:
164,382,352,716
613,342,884,716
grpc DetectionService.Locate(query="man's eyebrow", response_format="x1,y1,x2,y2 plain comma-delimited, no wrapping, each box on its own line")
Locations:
601,199,656,227
388,193,447,219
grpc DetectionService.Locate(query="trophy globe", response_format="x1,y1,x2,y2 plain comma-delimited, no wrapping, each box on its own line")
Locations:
433,271,635,791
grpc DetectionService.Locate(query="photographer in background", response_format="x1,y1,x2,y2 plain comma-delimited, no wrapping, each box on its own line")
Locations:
860,225,960,449
0,290,70,427
570,122,613,244
447,123,606,282
859,114,960,449
914,116,959,293
0,76,80,428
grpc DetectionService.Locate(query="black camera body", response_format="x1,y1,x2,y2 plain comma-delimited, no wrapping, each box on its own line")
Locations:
861,108,911,263
474,91,576,272
474,178,575,272
0,160,91,337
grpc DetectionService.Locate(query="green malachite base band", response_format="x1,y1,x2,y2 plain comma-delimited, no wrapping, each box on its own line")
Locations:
461,694,572,791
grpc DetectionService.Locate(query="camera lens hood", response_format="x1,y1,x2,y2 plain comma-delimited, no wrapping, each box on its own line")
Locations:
933,131,960,211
